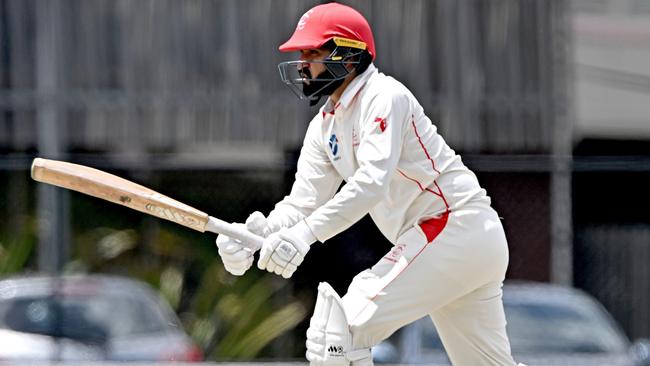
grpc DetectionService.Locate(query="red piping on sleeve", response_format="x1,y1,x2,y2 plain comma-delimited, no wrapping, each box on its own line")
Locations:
409,115,450,210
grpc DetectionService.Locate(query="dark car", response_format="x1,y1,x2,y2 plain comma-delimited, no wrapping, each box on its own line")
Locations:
0,274,203,362
373,281,650,366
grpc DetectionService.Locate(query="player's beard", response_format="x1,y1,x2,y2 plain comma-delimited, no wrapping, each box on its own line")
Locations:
301,67,345,106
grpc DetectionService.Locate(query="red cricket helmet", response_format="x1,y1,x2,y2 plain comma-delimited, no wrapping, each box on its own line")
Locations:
279,2,376,60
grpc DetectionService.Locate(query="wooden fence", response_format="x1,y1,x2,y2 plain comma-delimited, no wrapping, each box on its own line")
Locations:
0,0,569,158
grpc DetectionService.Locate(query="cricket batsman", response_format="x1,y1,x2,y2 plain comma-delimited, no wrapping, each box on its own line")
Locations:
216,3,523,365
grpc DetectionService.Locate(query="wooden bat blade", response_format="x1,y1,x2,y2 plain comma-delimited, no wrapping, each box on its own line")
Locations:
31,158,264,251
31,158,209,232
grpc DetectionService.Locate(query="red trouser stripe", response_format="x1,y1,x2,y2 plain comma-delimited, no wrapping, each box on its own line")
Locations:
348,213,449,327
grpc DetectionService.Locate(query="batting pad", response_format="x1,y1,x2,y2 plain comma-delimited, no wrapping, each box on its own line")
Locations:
306,282,371,366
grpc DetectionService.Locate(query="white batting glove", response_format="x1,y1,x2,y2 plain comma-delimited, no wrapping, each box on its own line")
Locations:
257,220,317,279
245,211,273,238
215,212,271,276
216,224,255,276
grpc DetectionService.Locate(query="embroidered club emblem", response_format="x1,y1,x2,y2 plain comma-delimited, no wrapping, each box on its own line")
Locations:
329,134,339,156
374,117,387,132
383,243,406,262
297,9,315,30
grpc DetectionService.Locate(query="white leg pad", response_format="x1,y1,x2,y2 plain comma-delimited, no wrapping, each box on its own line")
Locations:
306,282,372,366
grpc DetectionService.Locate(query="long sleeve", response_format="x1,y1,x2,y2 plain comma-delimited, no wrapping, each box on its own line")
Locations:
265,115,343,233
305,92,410,241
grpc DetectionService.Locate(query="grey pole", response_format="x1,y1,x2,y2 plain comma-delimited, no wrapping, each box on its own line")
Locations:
35,0,69,273
548,0,574,286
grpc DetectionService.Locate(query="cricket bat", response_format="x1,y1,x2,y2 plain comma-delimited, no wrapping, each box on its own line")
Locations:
30,158,263,251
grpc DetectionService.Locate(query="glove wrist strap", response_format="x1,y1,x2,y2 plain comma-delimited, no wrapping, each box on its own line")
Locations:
289,219,318,246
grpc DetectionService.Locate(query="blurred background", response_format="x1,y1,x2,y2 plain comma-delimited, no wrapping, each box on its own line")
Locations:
0,0,649,362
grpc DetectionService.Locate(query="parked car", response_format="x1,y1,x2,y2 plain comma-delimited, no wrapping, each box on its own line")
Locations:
0,274,203,362
373,281,650,366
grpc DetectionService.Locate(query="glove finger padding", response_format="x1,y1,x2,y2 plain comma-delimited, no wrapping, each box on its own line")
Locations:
215,223,254,276
281,263,298,279
218,246,252,262
217,239,250,258
258,223,314,278
270,242,302,278
259,237,305,278
257,233,280,271
278,229,311,257
276,229,308,275
223,256,254,276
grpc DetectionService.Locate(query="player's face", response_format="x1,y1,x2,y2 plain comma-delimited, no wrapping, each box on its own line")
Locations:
298,48,330,83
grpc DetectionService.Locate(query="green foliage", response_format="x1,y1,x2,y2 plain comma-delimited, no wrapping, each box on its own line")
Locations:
189,263,307,359
69,222,307,360
0,217,37,275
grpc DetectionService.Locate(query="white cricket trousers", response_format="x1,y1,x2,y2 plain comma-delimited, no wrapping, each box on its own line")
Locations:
341,201,518,366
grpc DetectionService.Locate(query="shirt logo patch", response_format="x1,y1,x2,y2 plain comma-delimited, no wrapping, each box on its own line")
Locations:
374,117,387,132
383,243,406,263
329,134,339,156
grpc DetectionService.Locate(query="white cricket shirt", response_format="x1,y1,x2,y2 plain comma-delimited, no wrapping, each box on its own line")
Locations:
268,64,490,244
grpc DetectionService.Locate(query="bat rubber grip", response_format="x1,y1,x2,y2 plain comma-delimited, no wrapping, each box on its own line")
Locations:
205,216,263,251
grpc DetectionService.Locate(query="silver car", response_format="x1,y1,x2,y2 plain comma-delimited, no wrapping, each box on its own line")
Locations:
0,274,203,362
373,281,650,366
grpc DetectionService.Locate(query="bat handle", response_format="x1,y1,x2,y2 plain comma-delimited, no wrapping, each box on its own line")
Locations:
205,216,264,252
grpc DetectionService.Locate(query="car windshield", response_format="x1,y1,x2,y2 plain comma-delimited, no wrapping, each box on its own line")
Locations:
0,294,169,341
420,301,628,354
505,302,628,354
